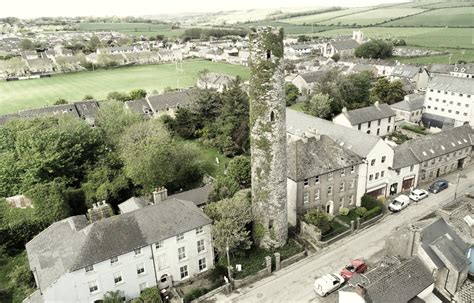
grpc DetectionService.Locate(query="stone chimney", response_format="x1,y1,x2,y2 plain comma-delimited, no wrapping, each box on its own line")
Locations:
153,187,168,204
87,200,113,223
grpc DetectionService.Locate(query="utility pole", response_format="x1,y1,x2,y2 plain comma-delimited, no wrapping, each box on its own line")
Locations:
226,238,232,281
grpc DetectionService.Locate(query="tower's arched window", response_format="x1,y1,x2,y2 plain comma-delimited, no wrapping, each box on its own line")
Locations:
266,50,271,59
270,111,275,122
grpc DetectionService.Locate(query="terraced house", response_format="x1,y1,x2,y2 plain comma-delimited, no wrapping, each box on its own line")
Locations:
24,198,214,303
395,125,474,184
286,135,363,225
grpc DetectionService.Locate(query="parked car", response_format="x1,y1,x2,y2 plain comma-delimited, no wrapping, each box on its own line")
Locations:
313,273,345,297
409,189,429,202
428,179,449,194
340,259,368,280
388,194,410,212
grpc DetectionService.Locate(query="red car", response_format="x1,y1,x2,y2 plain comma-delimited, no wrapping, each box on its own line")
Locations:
340,259,368,280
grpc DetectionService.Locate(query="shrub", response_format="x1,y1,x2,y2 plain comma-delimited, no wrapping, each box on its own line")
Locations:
363,206,382,220
361,194,380,210
354,207,367,217
304,209,331,234
136,287,162,303
184,287,208,303
339,207,349,216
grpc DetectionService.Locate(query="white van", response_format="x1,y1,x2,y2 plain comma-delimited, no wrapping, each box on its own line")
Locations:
388,194,410,212
313,273,345,297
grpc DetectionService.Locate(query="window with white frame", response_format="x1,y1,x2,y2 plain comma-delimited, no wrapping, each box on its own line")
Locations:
375,172,379,180
340,182,344,192
314,189,320,200
340,197,344,207
410,165,414,172
113,272,123,284
303,179,309,187
315,175,320,183
85,265,94,273
371,159,375,166
196,226,204,235
350,166,355,174
180,265,189,279
110,256,118,265
381,171,384,178
178,247,186,260
328,186,332,195
88,281,99,294
197,239,205,253
349,195,354,205
369,174,373,181
328,172,333,181
340,169,345,177
381,156,386,163
134,248,141,256
136,263,145,275
350,179,355,189
302,191,309,205
157,254,167,269
156,241,163,249
176,233,184,241
199,258,207,271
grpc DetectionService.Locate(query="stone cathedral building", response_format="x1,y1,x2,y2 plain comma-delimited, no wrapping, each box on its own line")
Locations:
249,27,288,248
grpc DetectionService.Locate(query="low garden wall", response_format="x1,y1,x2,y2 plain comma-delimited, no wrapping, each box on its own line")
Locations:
233,267,271,289
280,250,307,269
190,284,232,303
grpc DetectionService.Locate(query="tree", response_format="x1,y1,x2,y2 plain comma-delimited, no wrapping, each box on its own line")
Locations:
103,291,124,303
303,93,333,119
86,35,102,54
129,88,147,100
304,209,331,234
134,287,162,303
170,107,200,139
346,71,373,108
285,83,300,106
83,94,94,100
226,155,251,189
95,101,141,148
331,53,340,62
355,39,393,59
106,91,131,102
19,39,34,50
53,98,68,105
204,189,254,255
26,181,72,225
370,78,405,104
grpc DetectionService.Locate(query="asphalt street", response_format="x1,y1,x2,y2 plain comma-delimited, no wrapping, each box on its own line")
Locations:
210,167,474,303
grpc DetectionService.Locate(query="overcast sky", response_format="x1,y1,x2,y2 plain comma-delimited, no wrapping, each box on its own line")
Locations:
2,0,407,18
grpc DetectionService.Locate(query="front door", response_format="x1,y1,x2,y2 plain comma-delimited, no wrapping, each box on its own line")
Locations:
458,158,465,169
436,168,440,178
390,183,398,195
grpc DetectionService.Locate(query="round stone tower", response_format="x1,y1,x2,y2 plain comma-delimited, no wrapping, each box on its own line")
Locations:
249,27,288,249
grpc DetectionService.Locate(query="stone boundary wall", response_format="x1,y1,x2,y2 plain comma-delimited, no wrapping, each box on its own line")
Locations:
280,251,307,269
190,284,232,303
233,267,271,289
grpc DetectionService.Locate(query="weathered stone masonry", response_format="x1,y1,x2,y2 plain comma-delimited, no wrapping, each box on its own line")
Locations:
249,27,288,248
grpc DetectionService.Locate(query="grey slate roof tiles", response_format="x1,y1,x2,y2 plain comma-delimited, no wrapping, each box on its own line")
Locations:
340,103,395,126
146,89,195,111
428,75,474,96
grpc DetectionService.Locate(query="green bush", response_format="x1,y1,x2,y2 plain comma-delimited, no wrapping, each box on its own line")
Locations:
304,209,331,234
354,207,367,217
361,195,381,210
363,206,382,221
184,288,208,303
136,287,162,303
339,207,349,216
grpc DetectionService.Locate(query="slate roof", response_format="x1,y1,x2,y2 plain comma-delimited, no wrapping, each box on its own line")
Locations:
18,104,80,118
26,198,211,291
390,94,425,112
330,39,359,50
168,183,213,207
428,75,474,96
337,103,395,126
73,101,100,118
124,98,153,116
420,218,469,271
392,145,419,169
428,64,452,75
351,64,377,74
391,65,422,79
350,257,434,303
118,197,149,214
146,89,195,112
395,124,474,162
452,63,474,74
421,112,455,129
287,135,362,181
287,109,381,158
298,71,326,84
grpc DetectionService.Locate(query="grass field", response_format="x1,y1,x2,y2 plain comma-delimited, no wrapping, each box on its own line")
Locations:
316,8,426,26
385,7,474,27
0,60,249,115
420,1,474,9
316,27,474,49
79,22,185,37
397,49,474,64
281,8,369,25
242,21,335,35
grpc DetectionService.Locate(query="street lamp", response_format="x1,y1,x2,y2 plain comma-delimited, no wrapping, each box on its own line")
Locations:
454,173,467,200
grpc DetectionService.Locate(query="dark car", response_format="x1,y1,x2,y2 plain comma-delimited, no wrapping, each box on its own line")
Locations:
428,179,449,194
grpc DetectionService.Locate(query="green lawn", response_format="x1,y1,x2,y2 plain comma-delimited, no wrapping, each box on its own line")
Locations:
0,60,249,115
281,8,370,25
316,8,426,26
79,22,185,37
385,7,474,27
288,102,305,112
184,140,230,177
316,27,474,49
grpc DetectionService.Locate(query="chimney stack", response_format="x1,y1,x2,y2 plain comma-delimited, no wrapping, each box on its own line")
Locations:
87,201,113,223
153,187,168,204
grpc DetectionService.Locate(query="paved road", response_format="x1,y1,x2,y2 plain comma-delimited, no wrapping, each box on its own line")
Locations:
210,167,474,303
